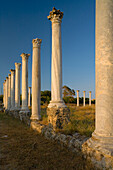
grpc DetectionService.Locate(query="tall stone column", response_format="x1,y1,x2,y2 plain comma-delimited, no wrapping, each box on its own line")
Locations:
10,69,15,110
83,0,113,162
8,74,11,110
48,7,66,108
5,77,8,110
46,8,70,129
83,91,86,106
20,53,30,112
77,90,79,106
89,91,91,106
3,81,6,108
15,63,21,110
28,87,31,107
30,38,41,121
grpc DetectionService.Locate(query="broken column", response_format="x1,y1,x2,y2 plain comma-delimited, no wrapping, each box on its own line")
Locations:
47,7,70,129
82,0,113,167
83,91,86,106
77,90,79,106
89,91,91,106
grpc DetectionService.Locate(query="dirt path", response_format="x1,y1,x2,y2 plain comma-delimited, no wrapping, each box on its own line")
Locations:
0,112,94,170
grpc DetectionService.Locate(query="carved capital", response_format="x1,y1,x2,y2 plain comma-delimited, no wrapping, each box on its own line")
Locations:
32,38,42,48
20,53,30,61
6,77,8,80
89,91,92,93
15,63,21,69
47,7,63,23
8,74,11,78
10,69,15,74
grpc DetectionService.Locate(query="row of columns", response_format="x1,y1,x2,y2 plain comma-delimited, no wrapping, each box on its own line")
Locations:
3,59,31,112
76,90,92,107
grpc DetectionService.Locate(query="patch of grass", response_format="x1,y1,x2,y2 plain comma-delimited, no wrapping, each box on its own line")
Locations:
62,105,95,137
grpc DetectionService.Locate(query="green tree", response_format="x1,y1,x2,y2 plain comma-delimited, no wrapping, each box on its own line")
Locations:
62,85,75,98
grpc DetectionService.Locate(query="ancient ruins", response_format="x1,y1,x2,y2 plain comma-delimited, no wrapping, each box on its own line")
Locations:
2,2,113,168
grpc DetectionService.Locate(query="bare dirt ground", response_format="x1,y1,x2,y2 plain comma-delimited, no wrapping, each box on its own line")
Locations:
0,112,95,170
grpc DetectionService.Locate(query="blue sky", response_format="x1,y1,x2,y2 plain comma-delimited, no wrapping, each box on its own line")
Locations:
0,0,95,98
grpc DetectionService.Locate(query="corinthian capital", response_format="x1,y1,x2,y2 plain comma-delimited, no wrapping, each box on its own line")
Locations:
32,38,42,48
20,53,30,61
15,63,21,69
47,7,63,23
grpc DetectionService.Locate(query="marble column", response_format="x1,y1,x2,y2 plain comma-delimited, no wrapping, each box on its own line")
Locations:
15,63,21,110
3,81,6,108
89,91,91,106
10,69,15,110
28,87,31,107
45,7,70,129
83,0,113,157
5,77,8,110
20,53,30,112
83,91,86,106
8,74,11,110
30,38,41,120
77,90,79,106
47,7,66,108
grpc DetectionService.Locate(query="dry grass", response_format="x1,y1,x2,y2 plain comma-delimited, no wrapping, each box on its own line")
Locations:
39,104,95,137
0,111,95,170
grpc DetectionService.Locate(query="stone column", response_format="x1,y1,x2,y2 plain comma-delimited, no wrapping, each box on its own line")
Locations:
28,87,31,107
20,53,30,112
5,77,8,110
10,69,15,110
46,8,69,129
15,63,21,110
83,91,86,106
83,0,113,159
47,7,66,108
30,38,42,120
77,90,79,106
3,81,6,108
8,74,11,110
89,91,91,106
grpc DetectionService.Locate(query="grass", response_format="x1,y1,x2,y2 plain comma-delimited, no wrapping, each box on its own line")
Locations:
39,104,95,137
0,111,95,170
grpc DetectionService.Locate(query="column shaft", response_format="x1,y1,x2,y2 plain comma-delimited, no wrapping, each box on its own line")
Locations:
83,91,85,106
21,53,30,111
31,38,41,120
77,90,79,106
5,77,8,109
8,74,11,109
10,69,15,110
28,87,31,107
89,91,91,106
15,63,21,109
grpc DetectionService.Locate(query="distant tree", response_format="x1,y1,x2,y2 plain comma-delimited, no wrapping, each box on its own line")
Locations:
62,85,75,98
41,90,51,104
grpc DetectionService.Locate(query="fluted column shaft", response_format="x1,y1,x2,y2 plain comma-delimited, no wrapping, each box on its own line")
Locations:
83,91,86,106
28,87,31,107
15,63,21,109
77,90,79,107
21,53,30,111
10,69,15,110
8,74,11,109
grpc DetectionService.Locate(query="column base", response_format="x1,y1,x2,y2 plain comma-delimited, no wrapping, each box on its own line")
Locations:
47,106,70,129
30,115,41,121
19,110,31,126
82,132,113,169
48,100,67,108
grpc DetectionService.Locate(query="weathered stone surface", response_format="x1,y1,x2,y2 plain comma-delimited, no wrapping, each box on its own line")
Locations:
47,107,70,129
19,111,31,126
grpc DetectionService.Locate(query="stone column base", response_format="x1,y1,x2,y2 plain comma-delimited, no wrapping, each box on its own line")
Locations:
47,107,70,129
19,110,31,125
82,132,113,169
